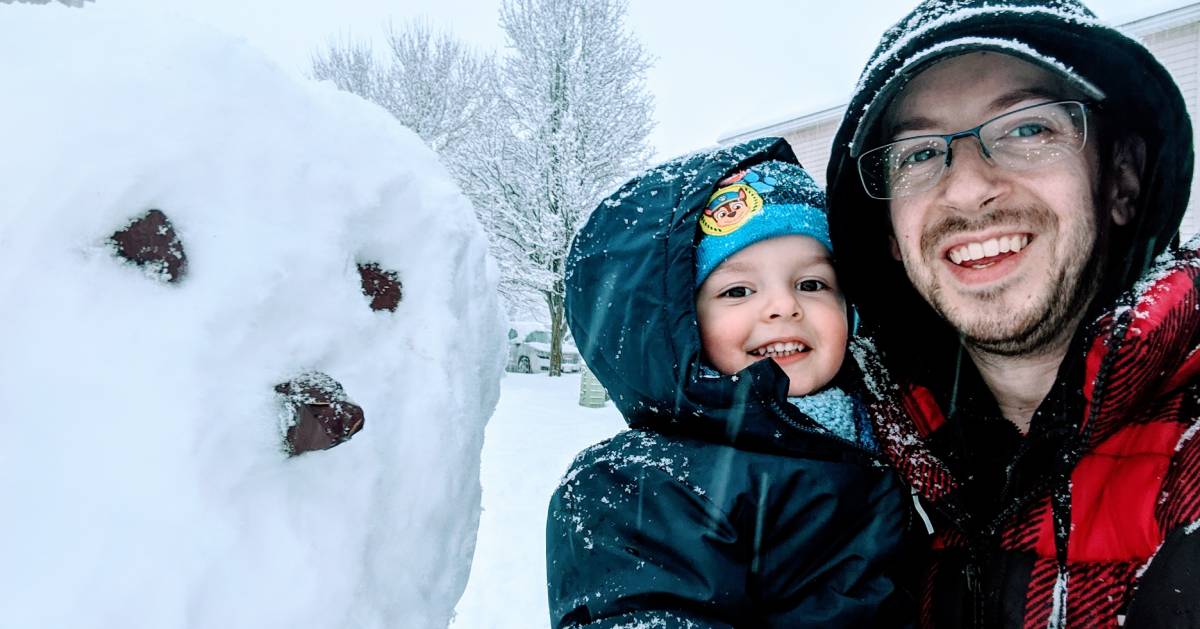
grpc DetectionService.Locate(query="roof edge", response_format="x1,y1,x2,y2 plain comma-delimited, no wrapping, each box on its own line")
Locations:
1119,1,1200,38
718,103,846,145
720,1,1200,144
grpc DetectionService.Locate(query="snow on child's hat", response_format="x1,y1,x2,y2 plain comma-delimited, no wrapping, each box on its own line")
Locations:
695,160,828,287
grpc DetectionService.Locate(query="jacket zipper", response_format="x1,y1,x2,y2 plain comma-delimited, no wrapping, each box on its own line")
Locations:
965,549,984,628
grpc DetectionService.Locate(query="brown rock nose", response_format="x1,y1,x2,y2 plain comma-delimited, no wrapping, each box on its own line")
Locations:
275,373,365,456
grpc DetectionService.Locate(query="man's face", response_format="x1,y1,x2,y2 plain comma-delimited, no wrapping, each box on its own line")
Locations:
884,52,1109,355
695,235,847,396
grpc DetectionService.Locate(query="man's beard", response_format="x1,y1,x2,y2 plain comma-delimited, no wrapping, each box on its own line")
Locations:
914,205,1104,357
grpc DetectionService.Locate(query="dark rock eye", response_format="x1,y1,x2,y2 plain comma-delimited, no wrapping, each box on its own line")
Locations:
275,372,365,456
358,262,402,312
108,209,187,283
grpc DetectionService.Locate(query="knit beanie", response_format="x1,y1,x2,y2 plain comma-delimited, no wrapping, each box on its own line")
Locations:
694,160,829,287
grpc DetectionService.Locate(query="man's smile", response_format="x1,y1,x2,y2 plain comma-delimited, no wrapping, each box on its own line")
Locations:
945,233,1032,266
933,229,1039,287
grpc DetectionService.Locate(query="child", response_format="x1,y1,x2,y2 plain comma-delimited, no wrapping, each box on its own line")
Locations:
547,138,917,627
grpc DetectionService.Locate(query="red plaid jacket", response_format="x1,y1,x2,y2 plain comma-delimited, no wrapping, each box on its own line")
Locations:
860,244,1200,628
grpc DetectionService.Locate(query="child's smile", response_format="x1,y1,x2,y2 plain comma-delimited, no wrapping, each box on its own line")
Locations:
749,338,812,367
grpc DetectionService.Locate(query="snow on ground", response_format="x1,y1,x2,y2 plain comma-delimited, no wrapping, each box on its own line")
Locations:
452,372,627,628
0,4,503,628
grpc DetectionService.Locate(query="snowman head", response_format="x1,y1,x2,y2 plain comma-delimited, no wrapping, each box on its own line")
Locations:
0,5,504,628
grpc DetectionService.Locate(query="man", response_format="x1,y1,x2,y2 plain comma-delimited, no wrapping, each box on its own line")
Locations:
827,0,1199,626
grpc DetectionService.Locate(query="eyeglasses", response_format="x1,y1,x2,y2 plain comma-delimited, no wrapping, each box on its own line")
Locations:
857,100,1091,200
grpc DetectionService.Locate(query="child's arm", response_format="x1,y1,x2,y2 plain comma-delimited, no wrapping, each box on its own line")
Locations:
545,435,744,628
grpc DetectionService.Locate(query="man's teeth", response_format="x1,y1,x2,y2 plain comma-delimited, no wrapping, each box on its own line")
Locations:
948,234,1030,265
750,341,808,356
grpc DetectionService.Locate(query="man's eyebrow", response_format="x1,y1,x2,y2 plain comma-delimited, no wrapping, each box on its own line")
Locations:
889,87,1068,139
890,116,941,138
988,86,1065,111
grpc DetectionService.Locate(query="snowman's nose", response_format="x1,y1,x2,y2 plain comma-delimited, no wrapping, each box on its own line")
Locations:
274,373,365,456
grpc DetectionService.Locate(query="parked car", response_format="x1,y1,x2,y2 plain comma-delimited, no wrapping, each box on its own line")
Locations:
506,322,582,373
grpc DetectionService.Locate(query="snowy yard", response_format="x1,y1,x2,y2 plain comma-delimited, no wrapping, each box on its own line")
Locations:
452,372,627,628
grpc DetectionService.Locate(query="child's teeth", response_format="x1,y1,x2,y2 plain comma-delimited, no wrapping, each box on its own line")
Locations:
750,342,810,357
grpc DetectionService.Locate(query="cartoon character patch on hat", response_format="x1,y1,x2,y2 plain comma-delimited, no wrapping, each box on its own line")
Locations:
699,169,778,236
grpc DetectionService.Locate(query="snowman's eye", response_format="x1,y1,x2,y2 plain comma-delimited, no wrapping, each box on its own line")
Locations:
358,262,402,312
108,209,187,283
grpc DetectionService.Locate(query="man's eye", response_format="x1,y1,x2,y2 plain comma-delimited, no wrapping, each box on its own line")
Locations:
901,147,942,165
719,286,751,298
889,142,945,171
1006,122,1048,138
797,279,828,292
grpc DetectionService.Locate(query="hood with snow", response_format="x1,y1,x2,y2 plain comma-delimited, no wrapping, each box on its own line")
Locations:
566,138,835,445
825,0,1193,381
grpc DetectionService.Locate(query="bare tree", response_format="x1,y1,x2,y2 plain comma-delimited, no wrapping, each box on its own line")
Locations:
311,22,497,158
460,0,654,376
311,37,384,104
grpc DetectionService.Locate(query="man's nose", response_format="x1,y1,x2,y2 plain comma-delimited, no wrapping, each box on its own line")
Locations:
937,136,1005,210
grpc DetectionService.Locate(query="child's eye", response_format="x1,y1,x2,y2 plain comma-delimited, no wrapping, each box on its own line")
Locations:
719,286,752,298
797,279,829,292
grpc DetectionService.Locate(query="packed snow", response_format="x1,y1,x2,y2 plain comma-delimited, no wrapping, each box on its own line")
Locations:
0,4,504,628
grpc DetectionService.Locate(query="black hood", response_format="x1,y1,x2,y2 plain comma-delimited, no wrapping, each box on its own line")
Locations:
825,0,1194,383
566,138,825,446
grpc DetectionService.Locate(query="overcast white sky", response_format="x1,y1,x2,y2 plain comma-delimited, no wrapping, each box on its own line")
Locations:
105,0,1194,160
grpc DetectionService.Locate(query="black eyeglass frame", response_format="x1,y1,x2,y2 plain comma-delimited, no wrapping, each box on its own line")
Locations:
856,99,1094,201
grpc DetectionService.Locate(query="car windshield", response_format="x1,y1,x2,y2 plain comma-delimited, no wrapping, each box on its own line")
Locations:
525,331,550,343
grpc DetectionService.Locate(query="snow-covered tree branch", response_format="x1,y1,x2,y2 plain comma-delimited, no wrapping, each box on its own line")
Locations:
311,21,498,158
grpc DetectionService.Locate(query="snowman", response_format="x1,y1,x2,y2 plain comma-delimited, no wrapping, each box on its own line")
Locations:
0,4,504,628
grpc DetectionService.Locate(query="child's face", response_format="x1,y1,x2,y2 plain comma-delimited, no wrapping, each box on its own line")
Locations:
696,235,847,396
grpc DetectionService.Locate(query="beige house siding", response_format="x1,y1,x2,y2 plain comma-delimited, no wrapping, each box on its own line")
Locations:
782,117,840,187
724,3,1200,238
1136,21,1200,237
